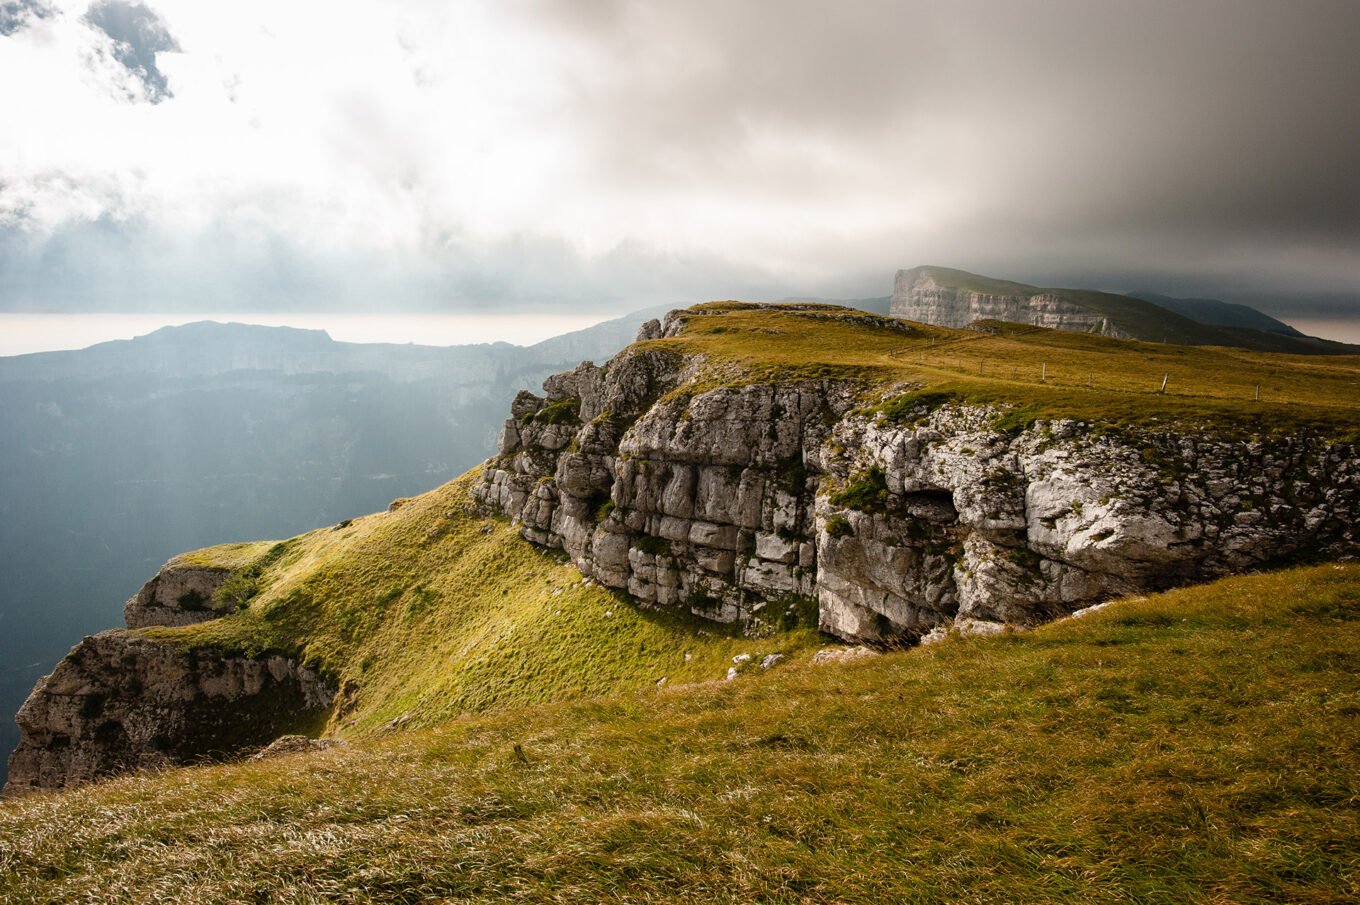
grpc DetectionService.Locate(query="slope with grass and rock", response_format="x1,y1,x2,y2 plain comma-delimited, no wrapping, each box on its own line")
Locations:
479,303,1359,642
2,563,1358,903
6,302,1360,800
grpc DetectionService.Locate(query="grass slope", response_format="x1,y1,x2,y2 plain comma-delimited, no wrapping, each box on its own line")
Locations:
2,564,1357,903
661,303,1360,438
909,266,1354,353
140,473,822,734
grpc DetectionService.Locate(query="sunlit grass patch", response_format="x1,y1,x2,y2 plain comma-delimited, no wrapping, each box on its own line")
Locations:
141,473,822,735
653,303,1360,437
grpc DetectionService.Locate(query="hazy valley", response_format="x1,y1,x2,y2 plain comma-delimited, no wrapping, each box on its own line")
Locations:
0,308,663,780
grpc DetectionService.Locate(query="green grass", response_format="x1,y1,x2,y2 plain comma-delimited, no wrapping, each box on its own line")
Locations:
828,466,890,513
652,303,1360,438
138,473,822,734
3,564,1358,903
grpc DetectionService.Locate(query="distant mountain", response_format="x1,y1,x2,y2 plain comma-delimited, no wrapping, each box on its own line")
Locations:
0,306,665,781
891,266,1357,354
1125,291,1304,337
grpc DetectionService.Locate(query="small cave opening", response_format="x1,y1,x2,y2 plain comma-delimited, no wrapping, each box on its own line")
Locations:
900,489,959,522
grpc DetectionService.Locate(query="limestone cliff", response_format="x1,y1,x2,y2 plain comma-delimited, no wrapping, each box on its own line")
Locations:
890,267,1129,337
4,559,334,797
477,307,1359,642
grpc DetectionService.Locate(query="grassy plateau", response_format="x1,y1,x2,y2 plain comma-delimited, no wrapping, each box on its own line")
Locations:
656,303,1360,438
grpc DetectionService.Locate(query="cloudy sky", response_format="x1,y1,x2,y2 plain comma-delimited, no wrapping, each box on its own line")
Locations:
1,0,1357,317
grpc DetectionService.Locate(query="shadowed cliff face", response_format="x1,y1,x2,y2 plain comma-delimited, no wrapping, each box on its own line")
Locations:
477,309,1360,643
887,267,1360,354
3,548,337,798
891,270,1128,338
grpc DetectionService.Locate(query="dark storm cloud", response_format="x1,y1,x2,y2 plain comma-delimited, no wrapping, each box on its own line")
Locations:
3,0,1357,316
522,0,1360,309
0,0,54,36
84,0,179,102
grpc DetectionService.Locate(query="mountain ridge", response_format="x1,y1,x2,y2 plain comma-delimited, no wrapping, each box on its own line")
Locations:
891,265,1358,354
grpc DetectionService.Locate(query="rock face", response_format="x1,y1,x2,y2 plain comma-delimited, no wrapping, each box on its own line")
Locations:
6,548,334,796
477,308,1360,643
6,552,334,797
4,633,334,797
890,267,1130,337
123,560,237,629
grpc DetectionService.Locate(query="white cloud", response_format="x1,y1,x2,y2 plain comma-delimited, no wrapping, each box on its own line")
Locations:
0,0,1356,312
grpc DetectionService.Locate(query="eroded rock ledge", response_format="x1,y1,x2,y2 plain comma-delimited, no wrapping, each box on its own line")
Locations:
4,561,334,797
476,309,1360,642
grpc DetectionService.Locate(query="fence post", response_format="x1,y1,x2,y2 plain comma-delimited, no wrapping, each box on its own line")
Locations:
1160,373,1169,395
1255,384,1260,401
1041,362,1047,383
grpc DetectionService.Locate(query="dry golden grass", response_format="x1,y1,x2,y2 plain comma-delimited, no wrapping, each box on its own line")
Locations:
140,473,822,736
658,304,1360,436
3,564,1357,903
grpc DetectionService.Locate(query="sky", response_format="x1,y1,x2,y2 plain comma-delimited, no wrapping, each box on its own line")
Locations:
1,0,1358,320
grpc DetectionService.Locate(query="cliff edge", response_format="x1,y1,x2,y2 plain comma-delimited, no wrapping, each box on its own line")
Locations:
9,302,1360,795
477,304,1359,642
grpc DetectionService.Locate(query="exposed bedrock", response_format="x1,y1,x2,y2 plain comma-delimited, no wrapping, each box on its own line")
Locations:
123,560,237,629
4,632,334,797
889,268,1130,337
6,556,333,797
477,311,1360,643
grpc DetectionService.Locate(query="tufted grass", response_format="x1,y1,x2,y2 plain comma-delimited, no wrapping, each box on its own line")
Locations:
2,563,1358,903
654,303,1360,438
137,472,823,735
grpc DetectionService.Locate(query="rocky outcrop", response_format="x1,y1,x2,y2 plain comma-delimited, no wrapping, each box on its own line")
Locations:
3,632,334,797
7,544,334,797
123,560,237,629
890,267,1130,337
477,308,1360,644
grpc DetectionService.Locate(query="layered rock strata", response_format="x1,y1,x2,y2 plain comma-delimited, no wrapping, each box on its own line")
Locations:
477,308,1360,642
890,267,1129,337
5,558,334,797
4,634,333,796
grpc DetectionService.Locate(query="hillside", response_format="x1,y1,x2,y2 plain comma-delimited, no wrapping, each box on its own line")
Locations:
891,266,1358,354
2,303,1358,899
2,564,1357,903
0,308,662,784
152,474,823,734
8,301,1359,794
